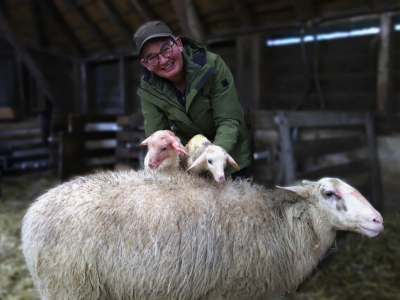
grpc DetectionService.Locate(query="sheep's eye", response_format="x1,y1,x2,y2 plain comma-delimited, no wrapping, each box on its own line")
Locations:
324,191,335,197
207,159,213,165
161,147,167,151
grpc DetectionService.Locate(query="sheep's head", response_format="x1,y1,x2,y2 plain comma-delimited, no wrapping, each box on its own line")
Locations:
186,145,240,183
140,130,189,170
276,178,383,237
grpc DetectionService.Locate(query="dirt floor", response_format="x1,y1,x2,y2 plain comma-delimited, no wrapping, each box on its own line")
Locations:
0,173,399,300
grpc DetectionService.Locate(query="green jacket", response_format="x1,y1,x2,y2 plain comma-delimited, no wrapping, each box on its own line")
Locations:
137,37,252,174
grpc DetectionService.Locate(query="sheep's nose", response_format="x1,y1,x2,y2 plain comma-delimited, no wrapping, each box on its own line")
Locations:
217,176,225,182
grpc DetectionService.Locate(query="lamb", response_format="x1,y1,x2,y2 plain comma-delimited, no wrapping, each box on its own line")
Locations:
185,134,240,182
21,170,383,300
140,130,189,169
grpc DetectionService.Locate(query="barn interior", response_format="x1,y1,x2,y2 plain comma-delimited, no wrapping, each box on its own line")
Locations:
0,0,399,299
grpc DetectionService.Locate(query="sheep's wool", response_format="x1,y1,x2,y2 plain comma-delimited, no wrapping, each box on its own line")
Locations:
22,169,335,300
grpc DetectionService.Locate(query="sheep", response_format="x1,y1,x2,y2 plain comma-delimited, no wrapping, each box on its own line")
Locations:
140,130,189,169
185,134,240,182
21,170,383,300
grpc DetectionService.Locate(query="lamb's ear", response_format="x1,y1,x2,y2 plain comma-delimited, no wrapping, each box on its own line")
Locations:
302,180,318,186
227,155,240,170
171,140,189,156
275,185,310,199
186,152,207,171
140,137,151,146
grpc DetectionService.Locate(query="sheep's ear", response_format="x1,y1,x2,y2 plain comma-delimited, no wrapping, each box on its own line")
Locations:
302,180,318,186
275,185,310,199
171,140,189,156
140,137,151,146
227,155,240,170
186,152,206,171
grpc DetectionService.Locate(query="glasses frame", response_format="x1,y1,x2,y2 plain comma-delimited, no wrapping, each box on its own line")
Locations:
145,41,176,66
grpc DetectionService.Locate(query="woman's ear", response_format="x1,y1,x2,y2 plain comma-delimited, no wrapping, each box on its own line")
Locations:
175,37,184,52
140,59,151,71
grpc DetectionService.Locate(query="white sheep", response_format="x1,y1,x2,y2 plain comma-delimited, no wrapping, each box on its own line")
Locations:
21,170,383,300
185,134,240,182
140,130,189,169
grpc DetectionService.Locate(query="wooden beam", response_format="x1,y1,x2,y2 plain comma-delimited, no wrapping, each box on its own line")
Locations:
376,13,394,117
171,0,207,45
42,0,85,56
232,0,255,28
0,7,55,104
64,0,113,51
127,0,158,22
292,0,316,21
235,34,261,110
29,0,48,48
96,0,134,46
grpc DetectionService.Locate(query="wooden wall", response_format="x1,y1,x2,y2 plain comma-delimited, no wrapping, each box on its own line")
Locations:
261,33,379,111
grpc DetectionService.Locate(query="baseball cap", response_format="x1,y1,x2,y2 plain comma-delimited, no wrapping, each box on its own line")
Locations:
134,21,173,54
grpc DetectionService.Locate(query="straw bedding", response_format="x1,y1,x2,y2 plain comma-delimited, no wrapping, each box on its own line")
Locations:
0,174,399,300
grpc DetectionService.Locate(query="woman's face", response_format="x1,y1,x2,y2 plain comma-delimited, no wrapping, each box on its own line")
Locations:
140,37,184,82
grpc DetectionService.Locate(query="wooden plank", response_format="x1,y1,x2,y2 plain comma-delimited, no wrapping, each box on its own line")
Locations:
42,0,85,56
365,113,383,209
376,13,394,117
250,111,276,130
236,34,261,110
83,148,115,158
0,107,15,120
0,7,55,104
29,0,48,48
117,114,144,127
292,135,367,160
96,0,134,46
64,0,113,51
116,131,145,141
301,159,371,180
284,111,367,127
128,0,158,22
232,0,255,28
171,0,207,45
116,147,142,159
82,131,116,140
292,0,315,21
275,111,295,185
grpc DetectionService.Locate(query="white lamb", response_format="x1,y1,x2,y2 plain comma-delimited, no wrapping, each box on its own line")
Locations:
140,130,189,170
21,170,383,300
185,134,240,182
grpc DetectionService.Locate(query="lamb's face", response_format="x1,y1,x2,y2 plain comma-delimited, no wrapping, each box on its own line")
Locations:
309,178,383,237
205,147,228,183
277,178,383,237
141,130,188,169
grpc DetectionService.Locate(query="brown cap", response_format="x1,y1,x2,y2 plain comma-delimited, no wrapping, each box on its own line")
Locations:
134,21,173,54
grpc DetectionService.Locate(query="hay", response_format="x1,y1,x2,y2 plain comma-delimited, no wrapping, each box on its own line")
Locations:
0,174,58,300
0,174,399,299
285,211,400,300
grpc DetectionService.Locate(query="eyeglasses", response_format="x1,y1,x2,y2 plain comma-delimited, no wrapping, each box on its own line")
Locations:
145,42,175,66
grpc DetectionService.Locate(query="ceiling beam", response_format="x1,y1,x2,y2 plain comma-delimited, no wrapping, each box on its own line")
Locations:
96,0,134,47
0,7,55,105
292,0,315,21
42,0,85,56
29,0,48,48
64,0,113,51
232,0,256,28
171,0,207,45
127,0,158,22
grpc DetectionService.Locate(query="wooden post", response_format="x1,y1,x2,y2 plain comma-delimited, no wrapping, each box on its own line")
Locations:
376,13,394,117
235,34,261,110
275,111,295,185
365,112,383,209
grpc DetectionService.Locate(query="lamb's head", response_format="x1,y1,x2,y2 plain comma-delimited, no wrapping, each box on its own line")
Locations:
187,145,240,183
276,178,383,237
140,130,189,170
